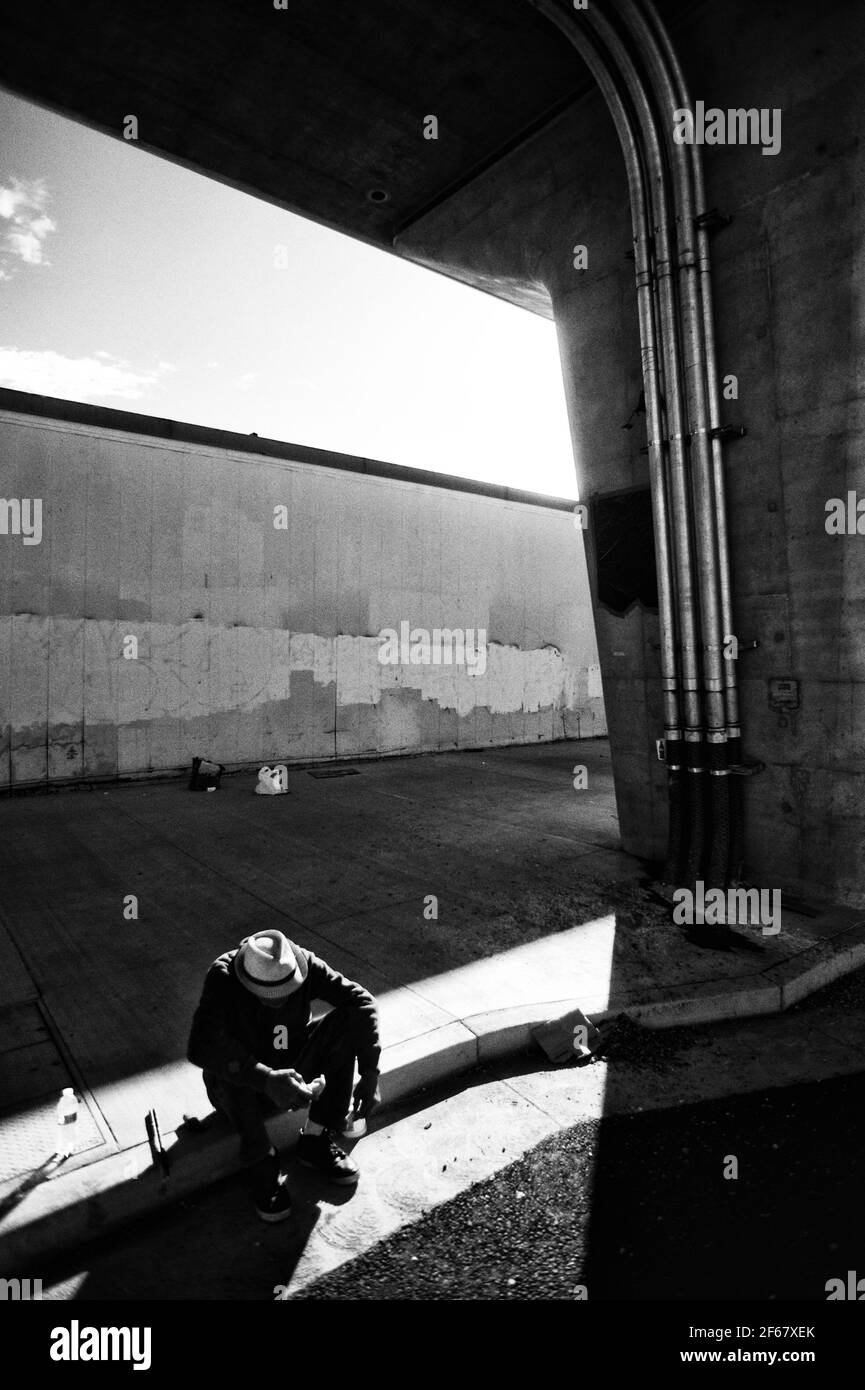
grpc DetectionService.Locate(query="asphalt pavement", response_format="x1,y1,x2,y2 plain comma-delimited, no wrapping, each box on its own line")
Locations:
291,1070,865,1301
29,961,865,1303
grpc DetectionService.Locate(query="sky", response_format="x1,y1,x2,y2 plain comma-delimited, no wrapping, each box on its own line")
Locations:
0,90,578,500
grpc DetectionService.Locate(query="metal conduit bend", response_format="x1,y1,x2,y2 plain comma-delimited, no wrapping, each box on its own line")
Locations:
638,0,744,884
528,0,741,891
580,0,714,888
526,0,686,884
602,0,731,889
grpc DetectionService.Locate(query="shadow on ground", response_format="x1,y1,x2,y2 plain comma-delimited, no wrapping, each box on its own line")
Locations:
284,1068,865,1301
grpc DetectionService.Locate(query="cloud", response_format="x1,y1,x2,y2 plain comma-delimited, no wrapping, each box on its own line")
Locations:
0,178,56,276
0,348,175,403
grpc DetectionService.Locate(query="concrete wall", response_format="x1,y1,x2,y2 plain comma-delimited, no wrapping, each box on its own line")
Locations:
397,0,865,907
0,397,604,787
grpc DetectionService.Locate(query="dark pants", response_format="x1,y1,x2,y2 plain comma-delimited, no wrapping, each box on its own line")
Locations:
204,1006,362,1172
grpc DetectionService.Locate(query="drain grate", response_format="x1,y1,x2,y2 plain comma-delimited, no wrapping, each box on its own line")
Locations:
307,768,360,779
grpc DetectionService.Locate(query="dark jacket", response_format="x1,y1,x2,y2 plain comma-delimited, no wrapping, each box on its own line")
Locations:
187,942,381,1092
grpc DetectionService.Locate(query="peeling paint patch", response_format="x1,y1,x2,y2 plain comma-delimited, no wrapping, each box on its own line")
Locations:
2,616,606,784
7,618,597,721
333,635,586,717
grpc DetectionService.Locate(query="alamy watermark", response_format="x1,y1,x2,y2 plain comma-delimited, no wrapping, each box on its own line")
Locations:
0,497,42,544
825,492,865,534
673,102,781,157
49,1322,151,1370
826,1271,865,1300
673,880,781,935
0,1277,42,1300
377,622,487,675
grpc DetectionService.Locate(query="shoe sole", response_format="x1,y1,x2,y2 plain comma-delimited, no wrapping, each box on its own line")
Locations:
297,1157,359,1185
256,1205,294,1223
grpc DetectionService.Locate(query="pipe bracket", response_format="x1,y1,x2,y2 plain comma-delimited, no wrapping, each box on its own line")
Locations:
695,207,733,233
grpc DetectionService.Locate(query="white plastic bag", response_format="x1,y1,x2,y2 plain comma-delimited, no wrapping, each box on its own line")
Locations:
255,764,289,795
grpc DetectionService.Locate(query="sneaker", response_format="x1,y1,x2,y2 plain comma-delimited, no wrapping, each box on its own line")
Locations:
249,1147,293,1223
255,1169,294,1223
296,1130,359,1185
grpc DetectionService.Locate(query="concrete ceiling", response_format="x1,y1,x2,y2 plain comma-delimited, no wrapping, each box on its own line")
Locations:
0,0,697,293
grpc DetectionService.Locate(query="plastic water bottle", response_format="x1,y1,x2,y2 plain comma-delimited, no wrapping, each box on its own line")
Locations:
56,1087,79,1156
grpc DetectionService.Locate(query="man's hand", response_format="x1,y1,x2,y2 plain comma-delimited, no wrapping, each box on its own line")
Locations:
265,1069,314,1111
352,1070,381,1119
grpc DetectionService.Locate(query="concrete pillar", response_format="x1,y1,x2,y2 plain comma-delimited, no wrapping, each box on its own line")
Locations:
398,0,865,904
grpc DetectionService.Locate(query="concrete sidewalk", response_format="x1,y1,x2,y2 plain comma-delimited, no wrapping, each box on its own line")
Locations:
30,963,865,1302
1,738,864,1270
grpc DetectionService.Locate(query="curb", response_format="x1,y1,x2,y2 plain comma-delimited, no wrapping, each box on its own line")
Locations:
3,926,865,1273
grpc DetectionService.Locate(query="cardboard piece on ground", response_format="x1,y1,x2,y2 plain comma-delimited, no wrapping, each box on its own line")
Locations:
531,1006,603,1065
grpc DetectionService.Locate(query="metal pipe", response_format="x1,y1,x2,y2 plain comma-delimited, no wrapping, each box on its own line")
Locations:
608,1,725,731
526,0,686,877
633,0,740,740
524,5,681,721
643,0,744,880
580,0,712,881
607,0,730,885
617,0,741,880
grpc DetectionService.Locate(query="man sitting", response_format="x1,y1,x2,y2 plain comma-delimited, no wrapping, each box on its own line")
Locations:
187,929,381,1222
